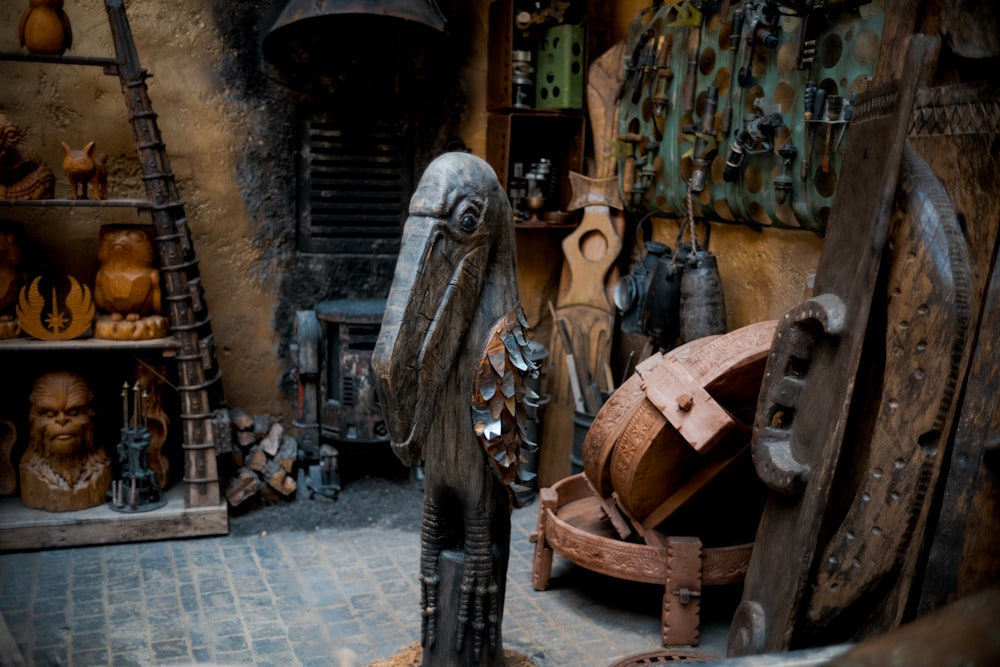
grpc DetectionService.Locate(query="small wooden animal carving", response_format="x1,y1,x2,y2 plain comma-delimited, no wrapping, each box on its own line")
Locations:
0,117,55,200
18,0,73,56
94,224,168,340
61,141,107,200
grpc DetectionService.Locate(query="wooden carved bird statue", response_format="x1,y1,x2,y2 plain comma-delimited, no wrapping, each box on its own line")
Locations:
19,0,73,56
373,151,536,667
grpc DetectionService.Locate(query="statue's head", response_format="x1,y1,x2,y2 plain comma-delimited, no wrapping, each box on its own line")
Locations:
28,371,96,458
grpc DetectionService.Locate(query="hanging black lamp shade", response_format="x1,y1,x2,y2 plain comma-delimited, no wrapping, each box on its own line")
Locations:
262,0,448,67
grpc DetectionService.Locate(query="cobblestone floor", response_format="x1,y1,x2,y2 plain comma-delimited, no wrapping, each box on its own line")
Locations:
0,495,731,667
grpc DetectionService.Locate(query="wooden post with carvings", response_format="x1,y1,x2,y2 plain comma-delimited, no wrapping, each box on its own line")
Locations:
540,42,626,486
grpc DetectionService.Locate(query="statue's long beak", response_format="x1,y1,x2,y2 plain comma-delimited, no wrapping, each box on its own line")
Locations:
372,214,488,466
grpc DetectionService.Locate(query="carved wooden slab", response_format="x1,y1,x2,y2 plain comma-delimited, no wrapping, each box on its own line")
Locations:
909,80,1000,615
728,36,941,656
803,143,973,636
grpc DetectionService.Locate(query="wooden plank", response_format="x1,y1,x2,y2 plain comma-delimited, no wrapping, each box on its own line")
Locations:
540,303,615,486
0,485,227,551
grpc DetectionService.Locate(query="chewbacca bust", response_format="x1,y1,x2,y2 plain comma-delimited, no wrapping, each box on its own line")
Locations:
19,371,111,511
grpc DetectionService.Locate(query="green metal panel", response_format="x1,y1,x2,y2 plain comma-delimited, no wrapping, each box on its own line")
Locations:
536,24,585,110
617,1,885,235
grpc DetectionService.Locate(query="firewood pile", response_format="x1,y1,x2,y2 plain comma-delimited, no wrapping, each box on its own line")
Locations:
223,408,299,507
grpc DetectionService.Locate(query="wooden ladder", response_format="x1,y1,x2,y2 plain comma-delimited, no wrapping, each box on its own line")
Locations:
103,0,225,507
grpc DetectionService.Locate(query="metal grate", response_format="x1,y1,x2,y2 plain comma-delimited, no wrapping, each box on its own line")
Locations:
297,111,413,255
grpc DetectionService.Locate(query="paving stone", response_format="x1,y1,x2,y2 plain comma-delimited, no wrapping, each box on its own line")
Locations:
213,633,250,652
109,633,147,653
71,647,110,666
214,649,254,664
69,614,107,634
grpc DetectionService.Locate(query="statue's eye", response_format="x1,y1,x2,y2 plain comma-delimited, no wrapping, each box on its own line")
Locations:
456,201,483,233
459,213,477,231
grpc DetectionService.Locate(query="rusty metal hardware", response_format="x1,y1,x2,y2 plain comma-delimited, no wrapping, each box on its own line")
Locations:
674,587,702,604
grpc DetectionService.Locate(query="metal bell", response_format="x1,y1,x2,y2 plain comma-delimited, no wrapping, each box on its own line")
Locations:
679,247,727,342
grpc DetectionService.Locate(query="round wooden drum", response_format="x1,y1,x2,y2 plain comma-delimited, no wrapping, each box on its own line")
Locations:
583,321,776,526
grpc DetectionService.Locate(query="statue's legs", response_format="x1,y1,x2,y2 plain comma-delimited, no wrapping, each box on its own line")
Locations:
457,510,499,659
419,493,444,650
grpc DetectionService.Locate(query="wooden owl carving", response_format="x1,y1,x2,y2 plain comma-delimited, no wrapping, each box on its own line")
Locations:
18,0,73,56
95,225,161,319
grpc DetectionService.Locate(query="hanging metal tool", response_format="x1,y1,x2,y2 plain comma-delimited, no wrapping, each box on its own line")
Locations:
801,82,824,181
668,0,704,114
651,34,674,127
773,143,797,204
720,7,745,137
722,105,784,182
687,84,720,194
736,1,781,87
617,28,655,102
631,30,658,105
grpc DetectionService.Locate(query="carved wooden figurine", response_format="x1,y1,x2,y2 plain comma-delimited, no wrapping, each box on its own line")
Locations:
0,221,24,339
136,363,170,488
61,141,108,200
0,419,16,496
373,152,535,667
19,371,112,512
18,0,73,55
94,224,169,340
0,116,55,200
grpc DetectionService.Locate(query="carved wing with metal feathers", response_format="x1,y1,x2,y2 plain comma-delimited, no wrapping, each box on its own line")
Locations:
472,306,538,503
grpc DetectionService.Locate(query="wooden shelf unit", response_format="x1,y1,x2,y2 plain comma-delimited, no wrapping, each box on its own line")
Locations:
0,0,227,548
485,0,588,221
